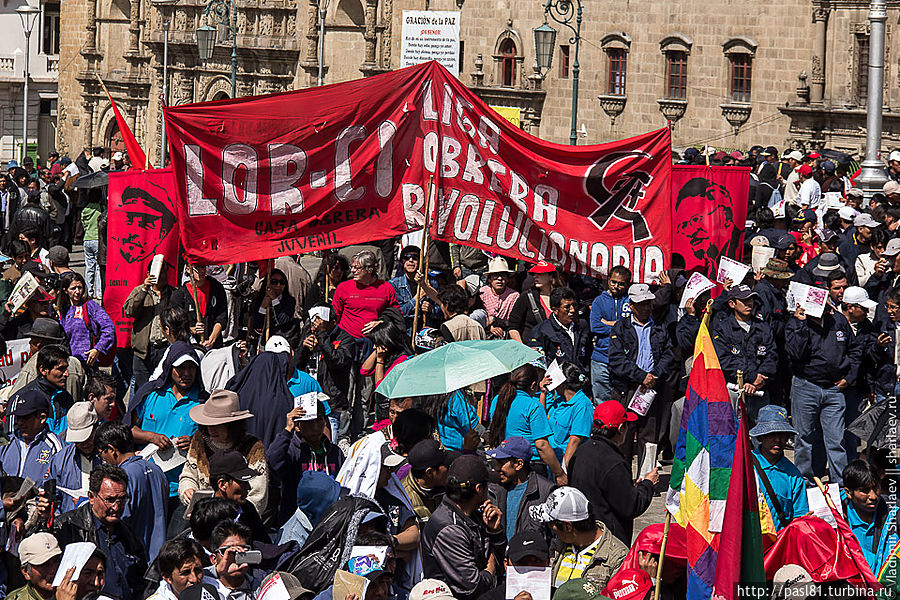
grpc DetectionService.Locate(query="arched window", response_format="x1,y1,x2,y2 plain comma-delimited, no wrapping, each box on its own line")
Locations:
723,37,757,104
212,91,230,101
500,38,517,87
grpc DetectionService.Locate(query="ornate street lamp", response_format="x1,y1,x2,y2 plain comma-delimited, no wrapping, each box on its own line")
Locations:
17,4,40,162
195,0,237,97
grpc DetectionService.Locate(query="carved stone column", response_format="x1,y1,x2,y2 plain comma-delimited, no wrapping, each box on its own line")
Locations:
361,0,377,71
381,0,393,69
304,0,318,64
810,6,829,104
84,0,97,53
83,101,95,148
128,0,141,54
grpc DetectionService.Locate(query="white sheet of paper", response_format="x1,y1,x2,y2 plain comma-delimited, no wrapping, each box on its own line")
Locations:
806,484,843,528
544,360,565,391
13,477,35,501
150,446,188,472
294,392,319,420
679,272,715,309
257,573,292,600
628,387,657,417
137,443,159,458
751,246,776,273
787,282,828,319
309,306,332,323
58,485,89,500
506,567,551,600
716,256,751,286
349,546,388,566
640,443,658,478
52,542,97,586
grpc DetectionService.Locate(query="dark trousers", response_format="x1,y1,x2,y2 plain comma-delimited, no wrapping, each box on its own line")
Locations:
613,383,671,471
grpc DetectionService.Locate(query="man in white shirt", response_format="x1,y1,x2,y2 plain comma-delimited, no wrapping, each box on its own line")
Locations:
796,164,821,210
782,150,804,206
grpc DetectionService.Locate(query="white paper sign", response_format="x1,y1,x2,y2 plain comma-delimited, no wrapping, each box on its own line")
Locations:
506,567,551,600
52,542,97,586
258,573,292,600
309,306,332,323
806,484,843,528
679,272,715,309
400,11,461,76
639,443,658,478
786,282,828,319
149,446,188,472
628,387,656,417
716,256,751,286
544,360,565,392
0,338,34,386
751,246,776,273
294,392,319,420
149,254,165,284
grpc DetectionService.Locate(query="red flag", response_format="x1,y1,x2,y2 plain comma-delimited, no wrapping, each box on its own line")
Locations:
99,77,148,170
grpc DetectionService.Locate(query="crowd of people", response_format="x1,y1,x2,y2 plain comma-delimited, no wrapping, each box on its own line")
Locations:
0,143,895,600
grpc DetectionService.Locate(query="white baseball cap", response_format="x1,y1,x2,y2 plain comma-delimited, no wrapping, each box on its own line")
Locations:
854,213,880,228
787,150,804,162
843,286,877,309
627,283,655,303
265,335,291,354
529,486,591,522
410,580,455,600
838,206,858,221
65,402,99,443
890,150,900,163
883,238,900,257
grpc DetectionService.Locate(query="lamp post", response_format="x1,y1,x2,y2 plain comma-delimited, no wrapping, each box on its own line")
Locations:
17,4,40,163
533,0,581,145
856,0,889,200
317,0,329,85
196,0,238,97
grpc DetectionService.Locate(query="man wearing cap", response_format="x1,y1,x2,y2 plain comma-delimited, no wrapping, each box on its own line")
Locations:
52,464,147,600
757,147,779,196
479,257,520,338
47,246,73,276
749,406,808,531
840,285,879,458
528,287,590,368
486,436,553,543
786,290,862,486
870,287,900,403
589,266,632,404
795,164,821,211
476,530,551,600
710,284,777,423
530,486,626,589
0,388,63,485
209,450,268,542
402,439,454,524
782,150,804,205
840,213,879,274
864,239,900,303
8,317,85,403
422,454,505,600
8,533,62,600
95,421,168,561
47,402,103,513
608,283,674,464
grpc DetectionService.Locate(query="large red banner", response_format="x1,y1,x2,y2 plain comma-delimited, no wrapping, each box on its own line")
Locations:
104,168,181,348
164,61,672,279
671,165,750,279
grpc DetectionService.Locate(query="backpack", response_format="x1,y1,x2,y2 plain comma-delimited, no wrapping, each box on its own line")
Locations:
284,494,383,592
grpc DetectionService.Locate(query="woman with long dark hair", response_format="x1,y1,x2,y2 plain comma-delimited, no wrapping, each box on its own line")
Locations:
312,252,349,306
419,389,480,452
250,267,298,340
487,363,566,484
57,271,115,366
546,362,594,468
360,320,412,385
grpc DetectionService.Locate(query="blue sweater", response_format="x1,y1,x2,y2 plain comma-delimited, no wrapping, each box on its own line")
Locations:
590,291,630,362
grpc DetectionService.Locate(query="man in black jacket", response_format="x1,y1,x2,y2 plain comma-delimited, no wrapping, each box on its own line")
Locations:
51,464,147,600
170,265,228,349
608,283,675,464
528,287,591,368
567,402,657,545
486,436,553,545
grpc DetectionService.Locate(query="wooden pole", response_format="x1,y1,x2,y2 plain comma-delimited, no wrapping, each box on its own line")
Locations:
188,264,204,343
411,175,434,345
705,145,711,166
653,513,672,600
263,258,273,343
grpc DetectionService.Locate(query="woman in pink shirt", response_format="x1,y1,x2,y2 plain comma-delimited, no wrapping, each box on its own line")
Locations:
479,256,520,338
331,250,398,338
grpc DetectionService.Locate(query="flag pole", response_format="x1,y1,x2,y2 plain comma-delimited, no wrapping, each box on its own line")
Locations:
411,175,434,345
653,512,672,600
264,258,273,343
188,264,204,343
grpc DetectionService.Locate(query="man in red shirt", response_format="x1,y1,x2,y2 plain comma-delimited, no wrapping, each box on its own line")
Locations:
332,250,398,339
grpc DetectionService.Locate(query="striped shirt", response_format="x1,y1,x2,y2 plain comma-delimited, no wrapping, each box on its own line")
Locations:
553,537,603,588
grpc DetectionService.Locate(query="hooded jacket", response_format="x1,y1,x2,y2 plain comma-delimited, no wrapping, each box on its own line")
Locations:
129,341,207,415
226,351,294,448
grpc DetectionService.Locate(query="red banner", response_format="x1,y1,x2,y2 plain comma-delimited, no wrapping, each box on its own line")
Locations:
164,61,672,279
104,168,181,348
671,165,750,279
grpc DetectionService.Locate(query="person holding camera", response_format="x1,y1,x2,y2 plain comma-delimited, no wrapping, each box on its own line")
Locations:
204,520,258,600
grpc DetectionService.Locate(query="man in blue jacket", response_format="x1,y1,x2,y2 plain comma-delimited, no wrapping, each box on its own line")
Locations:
0,389,63,485
785,300,862,485
589,266,631,404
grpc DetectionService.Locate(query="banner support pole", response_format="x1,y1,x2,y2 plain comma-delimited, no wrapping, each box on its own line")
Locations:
653,512,671,600
411,175,434,346
264,258,273,343
188,265,204,343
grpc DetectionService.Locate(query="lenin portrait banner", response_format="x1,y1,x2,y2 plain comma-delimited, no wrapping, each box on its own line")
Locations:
672,165,751,279
104,168,181,348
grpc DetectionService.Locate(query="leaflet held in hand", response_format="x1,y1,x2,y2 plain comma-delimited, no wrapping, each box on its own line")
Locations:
717,256,751,286
786,282,828,318
679,272,715,309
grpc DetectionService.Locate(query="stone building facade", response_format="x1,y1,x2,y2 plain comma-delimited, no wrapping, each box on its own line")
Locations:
55,0,900,164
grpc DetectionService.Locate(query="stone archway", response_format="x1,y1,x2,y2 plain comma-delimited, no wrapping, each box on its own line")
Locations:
202,76,235,102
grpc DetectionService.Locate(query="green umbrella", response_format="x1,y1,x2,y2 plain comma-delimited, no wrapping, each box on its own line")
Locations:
375,339,541,399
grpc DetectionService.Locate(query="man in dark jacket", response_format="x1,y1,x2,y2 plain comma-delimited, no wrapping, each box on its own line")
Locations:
786,300,863,486
567,402,657,545
754,258,794,406
50,464,148,600
711,284,778,425
528,287,591,368
486,436,553,545
421,455,505,600
869,287,900,402
170,265,227,349
608,283,674,464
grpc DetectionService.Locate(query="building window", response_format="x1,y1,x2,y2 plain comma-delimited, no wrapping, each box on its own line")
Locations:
730,54,752,102
559,45,569,79
42,3,60,55
608,48,627,95
500,38,516,87
857,34,870,105
665,51,688,99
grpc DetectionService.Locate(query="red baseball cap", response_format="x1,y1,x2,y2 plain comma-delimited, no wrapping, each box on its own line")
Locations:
602,569,653,600
797,164,813,176
593,401,638,427
528,260,557,274
808,152,821,159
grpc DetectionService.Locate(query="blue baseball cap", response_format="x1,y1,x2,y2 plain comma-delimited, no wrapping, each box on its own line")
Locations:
487,436,531,461
749,405,797,438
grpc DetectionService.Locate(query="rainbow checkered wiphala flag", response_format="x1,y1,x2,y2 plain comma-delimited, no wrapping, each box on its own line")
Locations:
666,316,738,599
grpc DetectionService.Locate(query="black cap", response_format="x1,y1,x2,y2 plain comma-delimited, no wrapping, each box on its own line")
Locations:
399,245,421,261
507,530,549,563
29,317,65,343
9,389,50,417
727,284,758,301
180,583,221,600
209,450,260,482
408,439,455,471
447,454,489,489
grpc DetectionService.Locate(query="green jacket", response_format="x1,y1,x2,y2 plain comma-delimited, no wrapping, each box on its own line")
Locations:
7,583,47,600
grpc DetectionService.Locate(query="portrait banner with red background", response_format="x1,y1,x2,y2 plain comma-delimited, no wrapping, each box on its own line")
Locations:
104,168,181,348
672,165,751,279
164,61,672,280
